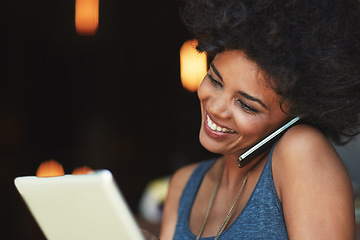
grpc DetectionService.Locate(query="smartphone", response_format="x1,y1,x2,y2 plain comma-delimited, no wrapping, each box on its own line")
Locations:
237,117,301,168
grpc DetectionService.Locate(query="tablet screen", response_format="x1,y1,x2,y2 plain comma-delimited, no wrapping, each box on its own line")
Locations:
14,170,144,240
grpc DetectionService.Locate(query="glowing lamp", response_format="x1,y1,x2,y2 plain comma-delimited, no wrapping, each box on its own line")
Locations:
180,39,207,92
36,159,65,177
75,0,99,36
72,166,94,175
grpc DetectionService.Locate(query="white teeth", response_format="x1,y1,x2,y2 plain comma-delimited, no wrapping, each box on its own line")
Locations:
206,115,234,133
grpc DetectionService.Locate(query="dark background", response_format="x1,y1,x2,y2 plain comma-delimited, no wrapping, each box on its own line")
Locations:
1,1,359,239
1,0,215,238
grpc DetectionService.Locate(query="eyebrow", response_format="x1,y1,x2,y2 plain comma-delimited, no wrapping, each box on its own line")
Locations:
239,91,269,110
210,63,223,81
210,62,269,110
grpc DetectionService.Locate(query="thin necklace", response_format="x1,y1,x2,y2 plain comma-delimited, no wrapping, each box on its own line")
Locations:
195,160,225,240
195,160,251,240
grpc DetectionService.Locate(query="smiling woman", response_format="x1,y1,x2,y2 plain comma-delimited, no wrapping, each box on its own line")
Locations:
157,0,360,239
197,50,288,159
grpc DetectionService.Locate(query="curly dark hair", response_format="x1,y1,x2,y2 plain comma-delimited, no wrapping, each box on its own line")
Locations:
180,0,360,145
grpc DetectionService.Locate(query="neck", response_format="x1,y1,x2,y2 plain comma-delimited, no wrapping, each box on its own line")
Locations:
221,150,269,188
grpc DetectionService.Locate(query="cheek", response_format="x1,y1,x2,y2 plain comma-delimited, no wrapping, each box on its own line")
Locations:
233,111,264,136
197,78,211,103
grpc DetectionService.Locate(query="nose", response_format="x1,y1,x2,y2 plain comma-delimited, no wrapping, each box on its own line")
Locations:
208,94,231,119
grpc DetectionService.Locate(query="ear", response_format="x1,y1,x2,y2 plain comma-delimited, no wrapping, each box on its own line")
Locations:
279,100,291,114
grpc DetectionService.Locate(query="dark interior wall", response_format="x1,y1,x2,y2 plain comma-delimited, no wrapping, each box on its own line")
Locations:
1,1,214,238
2,1,359,239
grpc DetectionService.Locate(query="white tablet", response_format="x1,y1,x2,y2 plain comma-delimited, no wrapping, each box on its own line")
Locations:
14,170,144,240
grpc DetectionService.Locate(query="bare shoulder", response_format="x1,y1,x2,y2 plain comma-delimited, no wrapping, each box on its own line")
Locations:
274,124,342,167
159,162,199,240
170,162,200,191
274,124,348,182
272,124,355,239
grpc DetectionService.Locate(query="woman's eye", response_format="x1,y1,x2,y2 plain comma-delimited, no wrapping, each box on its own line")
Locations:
238,100,258,113
207,74,222,87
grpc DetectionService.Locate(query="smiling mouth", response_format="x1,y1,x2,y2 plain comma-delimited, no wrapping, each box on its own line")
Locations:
206,115,235,133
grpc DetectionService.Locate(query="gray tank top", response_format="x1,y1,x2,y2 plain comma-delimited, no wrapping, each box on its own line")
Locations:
173,146,289,239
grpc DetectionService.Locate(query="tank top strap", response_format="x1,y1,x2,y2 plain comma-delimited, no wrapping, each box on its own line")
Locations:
174,159,216,239
178,159,216,218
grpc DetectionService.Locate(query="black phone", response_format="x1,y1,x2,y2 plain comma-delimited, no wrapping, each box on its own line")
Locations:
237,117,301,168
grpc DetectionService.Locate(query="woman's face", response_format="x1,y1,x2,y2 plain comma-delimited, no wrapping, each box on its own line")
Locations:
198,50,290,158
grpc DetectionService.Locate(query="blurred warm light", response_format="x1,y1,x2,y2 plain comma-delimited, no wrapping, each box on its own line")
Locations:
36,159,65,177
180,39,207,92
72,166,95,175
75,0,99,36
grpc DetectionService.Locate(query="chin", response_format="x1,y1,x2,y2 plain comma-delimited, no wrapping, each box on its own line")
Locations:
199,129,225,155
